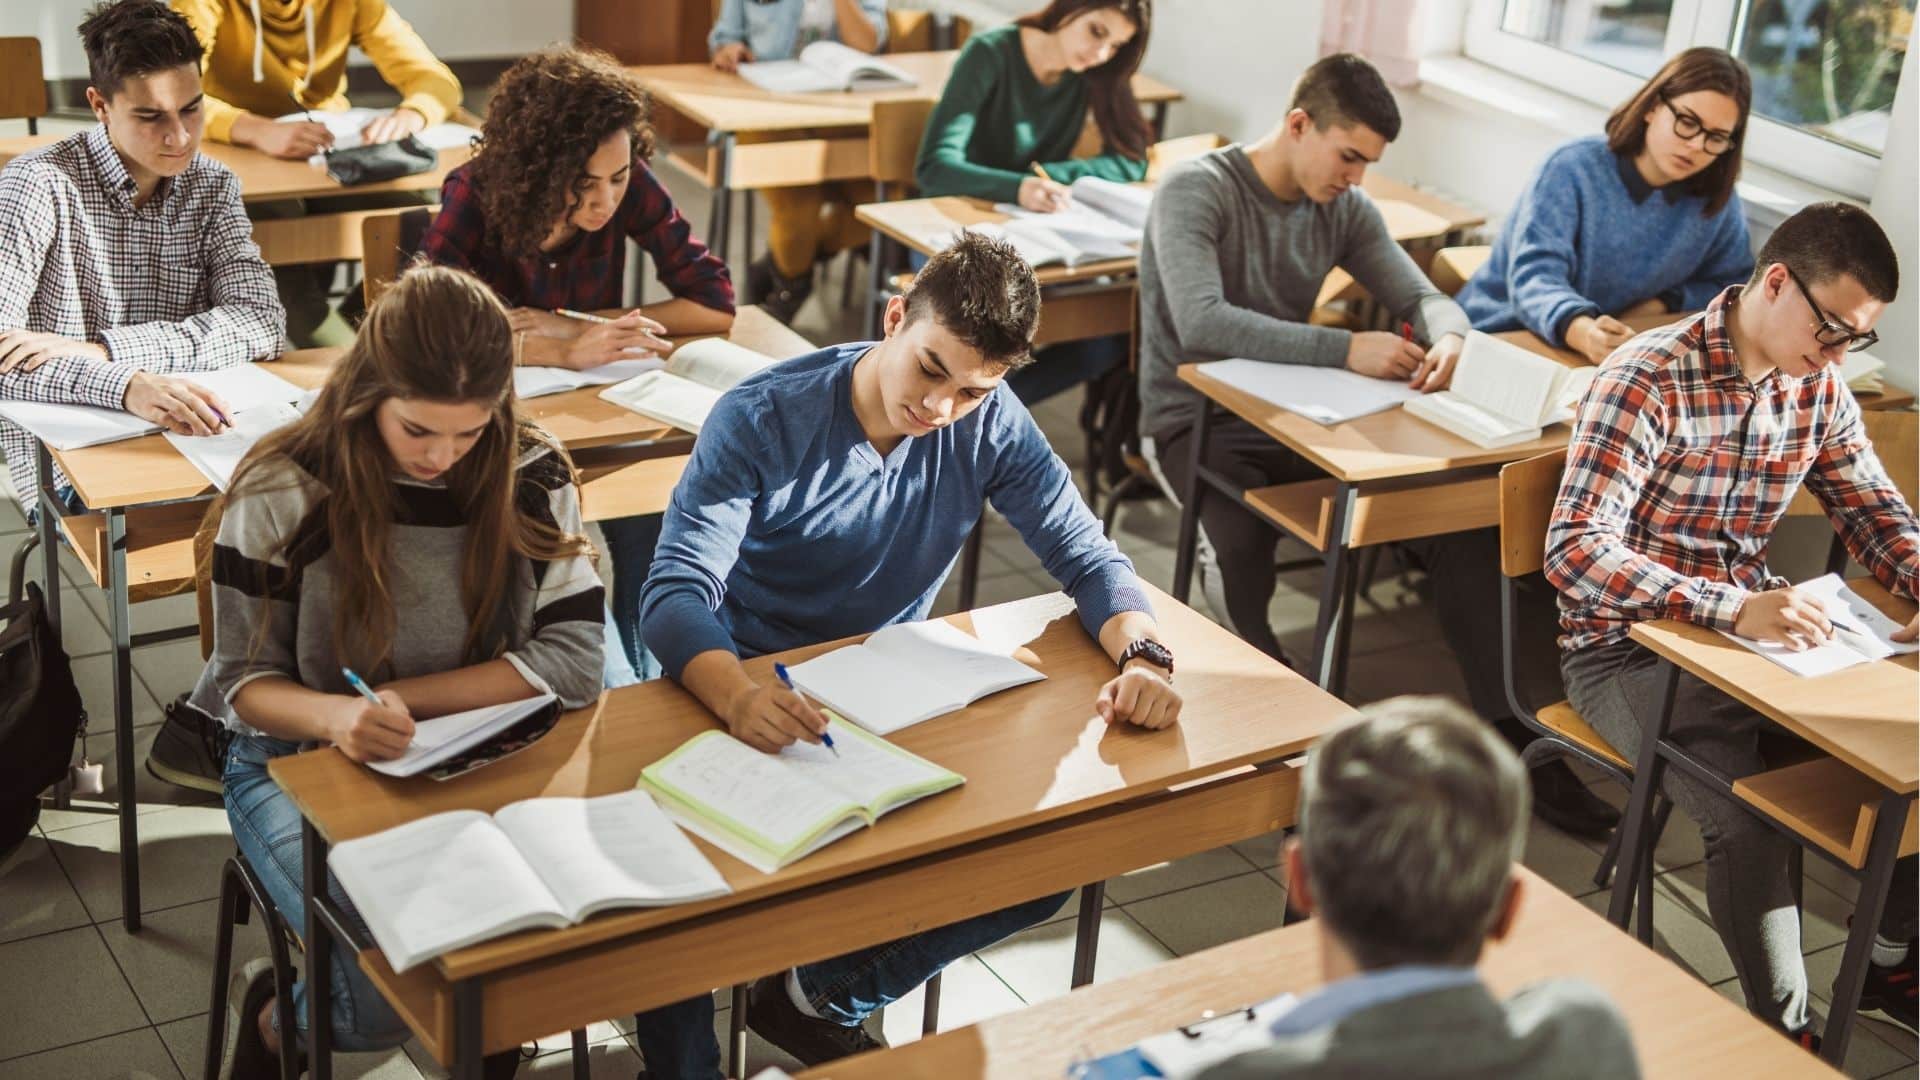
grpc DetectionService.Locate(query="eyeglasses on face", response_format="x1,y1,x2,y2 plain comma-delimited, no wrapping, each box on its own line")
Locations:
1658,94,1737,155
1786,267,1879,353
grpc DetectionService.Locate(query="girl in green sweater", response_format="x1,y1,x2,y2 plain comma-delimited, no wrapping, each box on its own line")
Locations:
913,0,1152,405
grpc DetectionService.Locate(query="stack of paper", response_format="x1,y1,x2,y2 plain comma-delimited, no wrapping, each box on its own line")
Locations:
1194,358,1420,425
1717,574,1918,677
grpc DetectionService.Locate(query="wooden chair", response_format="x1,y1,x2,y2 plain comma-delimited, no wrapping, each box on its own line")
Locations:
1498,449,1671,939
1145,133,1226,182
1429,245,1490,296
0,38,48,135
884,10,971,51
359,205,439,309
861,98,935,337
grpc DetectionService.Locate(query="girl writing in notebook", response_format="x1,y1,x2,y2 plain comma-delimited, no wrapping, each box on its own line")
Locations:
912,0,1152,406
421,45,735,683
1455,47,1755,361
190,268,710,1078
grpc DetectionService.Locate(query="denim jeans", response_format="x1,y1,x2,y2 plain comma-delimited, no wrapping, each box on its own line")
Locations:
601,512,665,680
1005,335,1127,408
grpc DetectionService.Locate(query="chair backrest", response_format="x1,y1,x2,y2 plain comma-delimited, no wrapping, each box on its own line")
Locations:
869,98,934,188
194,502,224,661
1499,448,1569,578
0,38,49,130
360,205,439,309
1146,133,1227,182
1428,244,1490,296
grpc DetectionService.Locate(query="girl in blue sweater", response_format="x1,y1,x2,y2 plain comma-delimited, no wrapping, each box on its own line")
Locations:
1457,48,1755,362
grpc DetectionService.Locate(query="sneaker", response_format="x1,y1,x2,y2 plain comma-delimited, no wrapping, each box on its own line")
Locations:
1528,758,1621,841
746,254,775,305
1791,1027,1821,1054
225,958,300,1080
1860,943,1918,1034
146,694,230,794
743,973,885,1067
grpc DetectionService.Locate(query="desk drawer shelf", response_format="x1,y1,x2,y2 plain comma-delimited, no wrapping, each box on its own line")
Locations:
1243,473,1501,552
1734,757,1919,868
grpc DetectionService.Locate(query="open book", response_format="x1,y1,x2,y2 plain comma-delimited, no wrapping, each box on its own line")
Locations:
785,618,1046,735
1717,574,1918,678
514,356,665,399
277,107,479,157
365,693,559,780
0,364,307,452
964,177,1151,269
328,790,731,973
1194,358,1421,426
738,41,916,93
598,338,780,433
641,726,964,873
1402,330,1596,448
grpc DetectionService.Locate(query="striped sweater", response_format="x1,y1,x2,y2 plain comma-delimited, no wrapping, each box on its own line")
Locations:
188,436,605,734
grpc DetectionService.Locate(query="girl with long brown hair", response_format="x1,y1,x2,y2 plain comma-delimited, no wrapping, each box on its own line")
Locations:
187,267,690,1077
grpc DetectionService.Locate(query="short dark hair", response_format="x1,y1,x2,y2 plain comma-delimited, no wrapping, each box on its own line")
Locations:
80,0,204,99
901,232,1041,368
1752,202,1899,303
1289,53,1401,142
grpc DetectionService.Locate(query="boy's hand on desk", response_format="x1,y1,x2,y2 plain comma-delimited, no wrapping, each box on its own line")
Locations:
1733,586,1835,651
123,373,234,436
1345,331,1423,381
726,683,828,753
565,313,672,370
328,690,415,763
1408,333,1463,392
0,330,107,373
1097,664,1182,730
712,42,754,72
1893,615,1917,643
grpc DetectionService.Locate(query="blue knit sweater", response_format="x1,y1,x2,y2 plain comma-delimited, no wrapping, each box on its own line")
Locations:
1456,135,1753,344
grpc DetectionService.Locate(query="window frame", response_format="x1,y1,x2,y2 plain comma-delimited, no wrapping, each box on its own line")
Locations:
1462,0,1891,198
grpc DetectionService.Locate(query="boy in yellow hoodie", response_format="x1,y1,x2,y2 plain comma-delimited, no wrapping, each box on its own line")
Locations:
169,0,462,345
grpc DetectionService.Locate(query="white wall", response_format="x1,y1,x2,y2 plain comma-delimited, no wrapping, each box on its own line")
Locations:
1866,35,1918,393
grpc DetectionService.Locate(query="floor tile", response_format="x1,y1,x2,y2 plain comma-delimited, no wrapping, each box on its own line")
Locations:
1521,817,1611,901
408,1035,633,1080
46,594,116,660
0,926,149,1060
1578,876,1737,985
976,908,1172,1006
1705,981,1912,1079
161,1013,431,1080
35,720,220,835
48,804,233,922
1122,871,1287,957
1583,782,1707,872
1228,829,1287,870
100,897,271,1026
132,636,209,713
1656,862,1852,956
877,953,1028,1044
0,1027,182,1080
69,650,167,732
1103,845,1259,905
1034,884,1116,928
0,832,92,945
74,588,200,643
1331,638,1473,709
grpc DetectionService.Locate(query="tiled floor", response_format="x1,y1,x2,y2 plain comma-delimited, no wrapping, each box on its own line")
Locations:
2,117,1915,1079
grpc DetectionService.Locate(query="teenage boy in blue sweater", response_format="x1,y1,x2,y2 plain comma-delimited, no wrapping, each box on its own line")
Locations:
639,231,1182,1067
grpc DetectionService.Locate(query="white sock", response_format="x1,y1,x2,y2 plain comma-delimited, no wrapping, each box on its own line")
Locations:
785,969,826,1020
1872,934,1912,968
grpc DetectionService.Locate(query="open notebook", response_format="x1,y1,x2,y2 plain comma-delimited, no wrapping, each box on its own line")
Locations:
1717,574,1918,678
784,618,1045,735
277,107,479,157
641,726,964,873
328,790,731,973
738,41,915,93
365,693,558,780
962,177,1152,269
599,339,780,434
514,356,665,399
0,364,306,452
1402,330,1597,448
1193,358,1421,426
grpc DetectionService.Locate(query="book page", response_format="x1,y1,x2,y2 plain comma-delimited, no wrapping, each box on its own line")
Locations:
600,371,726,433
997,202,1142,250
666,339,779,391
864,619,1046,705
1404,391,1538,446
280,107,478,154
494,792,731,921
514,356,664,399
1196,358,1420,425
1716,574,1919,677
1068,176,1154,232
798,41,915,88
776,719,962,816
737,59,840,94
163,400,302,491
1452,331,1566,425
366,694,555,778
643,732,857,855
959,222,1068,268
327,810,565,973
786,644,964,734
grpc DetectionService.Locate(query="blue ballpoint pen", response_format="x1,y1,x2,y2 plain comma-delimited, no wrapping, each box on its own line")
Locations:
341,667,383,705
773,662,837,756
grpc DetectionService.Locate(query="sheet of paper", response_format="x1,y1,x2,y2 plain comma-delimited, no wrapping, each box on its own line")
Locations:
0,364,303,451
1196,358,1420,425
1135,992,1300,1077
162,400,302,490
1452,330,1568,425
776,721,950,810
737,59,841,94
1069,176,1153,231
650,735,851,851
494,792,730,917
365,694,555,778
513,356,664,398
995,201,1142,249
666,338,779,390
281,108,478,156
600,371,725,433
1715,574,1917,677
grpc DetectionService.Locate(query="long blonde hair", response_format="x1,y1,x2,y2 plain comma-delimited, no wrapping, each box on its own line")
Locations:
224,267,593,674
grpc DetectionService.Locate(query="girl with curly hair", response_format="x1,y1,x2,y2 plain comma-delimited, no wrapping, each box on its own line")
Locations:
422,45,735,685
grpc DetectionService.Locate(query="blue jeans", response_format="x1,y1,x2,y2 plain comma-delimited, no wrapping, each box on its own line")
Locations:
602,512,665,680
1007,335,1126,408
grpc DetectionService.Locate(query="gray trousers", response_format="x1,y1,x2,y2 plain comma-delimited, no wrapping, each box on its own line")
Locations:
1564,638,1918,1033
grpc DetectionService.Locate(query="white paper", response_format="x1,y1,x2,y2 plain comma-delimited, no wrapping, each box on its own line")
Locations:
737,41,915,93
513,356,664,399
0,364,304,451
366,694,556,778
649,735,852,852
1195,358,1421,426
494,792,731,921
776,722,954,811
786,618,1045,735
1448,330,1566,426
279,107,479,159
1136,993,1301,1078
1068,176,1153,231
599,340,777,432
1716,574,1918,677
163,400,303,491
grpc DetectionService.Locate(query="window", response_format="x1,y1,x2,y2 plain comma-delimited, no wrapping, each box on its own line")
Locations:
1465,0,1914,194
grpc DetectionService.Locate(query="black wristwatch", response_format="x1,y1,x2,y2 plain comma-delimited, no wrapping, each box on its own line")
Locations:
1119,638,1174,680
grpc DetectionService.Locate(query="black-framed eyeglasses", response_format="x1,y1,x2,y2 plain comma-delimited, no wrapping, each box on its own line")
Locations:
1659,94,1737,155
1787,267,1879,353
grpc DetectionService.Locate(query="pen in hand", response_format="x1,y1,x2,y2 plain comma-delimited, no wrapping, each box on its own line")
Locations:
773,662,837,756
341,667,411,747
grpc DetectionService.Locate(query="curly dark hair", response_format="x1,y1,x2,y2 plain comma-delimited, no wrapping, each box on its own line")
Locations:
467,46,656,259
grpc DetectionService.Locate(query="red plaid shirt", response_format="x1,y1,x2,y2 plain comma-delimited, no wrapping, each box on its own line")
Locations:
1547,286,1918,650
420,159,733,315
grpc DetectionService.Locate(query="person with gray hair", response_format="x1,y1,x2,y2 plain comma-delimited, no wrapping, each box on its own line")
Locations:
1198,696,1640,1079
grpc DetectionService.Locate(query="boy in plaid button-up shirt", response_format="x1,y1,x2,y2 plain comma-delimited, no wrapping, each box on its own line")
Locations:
0,0,282,516
1549,203,1918,1039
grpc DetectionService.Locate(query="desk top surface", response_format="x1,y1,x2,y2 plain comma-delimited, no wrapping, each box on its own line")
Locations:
270,586,1351,978
0,134,469,202
630,52,1180,134
1630,578,1918,793
799,865,1840,1080
51,306,812,511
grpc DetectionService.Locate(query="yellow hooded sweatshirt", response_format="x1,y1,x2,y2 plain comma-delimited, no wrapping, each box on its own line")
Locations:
168,0,462,143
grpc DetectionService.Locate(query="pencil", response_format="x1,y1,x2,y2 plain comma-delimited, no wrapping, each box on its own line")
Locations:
1030,162,1055,183
555,307,614,324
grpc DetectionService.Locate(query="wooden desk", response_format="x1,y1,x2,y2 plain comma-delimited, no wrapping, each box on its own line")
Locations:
629,51,1181,263
1170,362,1568,692
28,306,809,933
1612,580,1917,1067
270,587,1352,1078
802,866,1840,1080
0,134,468,265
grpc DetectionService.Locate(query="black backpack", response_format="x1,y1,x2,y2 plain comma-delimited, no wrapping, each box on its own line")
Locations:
0,535,86,858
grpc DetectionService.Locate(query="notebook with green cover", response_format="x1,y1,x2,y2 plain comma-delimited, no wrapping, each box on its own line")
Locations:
639,722,964,873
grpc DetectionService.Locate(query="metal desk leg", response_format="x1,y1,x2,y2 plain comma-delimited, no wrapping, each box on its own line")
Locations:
741,189,757,271
453,979,485,1080
303,820,334,1080
1606,660,1679,931
571,1029,590,1080
1307,484,1356,692
921,972,942,1035
1169,407,1213,604
34,443,61,637
1151,101,1170,141
957,518,984,610
708,131,736,273
865,181,890,339
729,983,750,1078
105,508,142,931
1819,790,1913,1066
1070,881,1105,988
